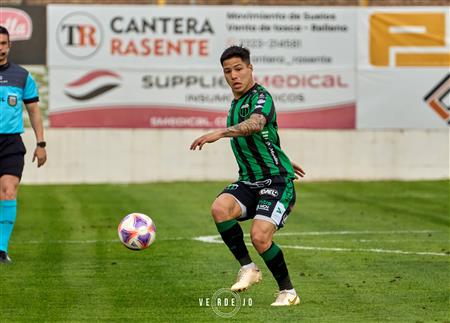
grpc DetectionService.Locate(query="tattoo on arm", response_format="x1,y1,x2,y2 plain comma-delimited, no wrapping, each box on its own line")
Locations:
224,114,266,137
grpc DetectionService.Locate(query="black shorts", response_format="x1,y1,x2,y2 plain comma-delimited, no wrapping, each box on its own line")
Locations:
0,134,26,179
220,176,296,229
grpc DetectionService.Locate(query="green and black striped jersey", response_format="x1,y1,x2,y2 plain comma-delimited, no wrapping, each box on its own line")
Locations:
227,83,295,182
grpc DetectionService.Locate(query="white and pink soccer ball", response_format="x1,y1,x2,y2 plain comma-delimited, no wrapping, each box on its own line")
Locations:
118,213,156,250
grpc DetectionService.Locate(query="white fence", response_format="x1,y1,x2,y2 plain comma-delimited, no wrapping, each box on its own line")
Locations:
21,129,449,184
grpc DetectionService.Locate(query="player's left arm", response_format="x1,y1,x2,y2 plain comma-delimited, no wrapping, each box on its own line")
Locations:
26,101,47,167
190,114,266,151
24,73,46,167
291,160,306,179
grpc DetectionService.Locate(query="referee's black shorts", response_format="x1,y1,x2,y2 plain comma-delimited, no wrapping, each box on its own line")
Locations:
0,134,26,179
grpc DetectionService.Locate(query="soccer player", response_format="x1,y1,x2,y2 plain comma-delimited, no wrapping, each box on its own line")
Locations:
0,26,47,264
190,46,305,306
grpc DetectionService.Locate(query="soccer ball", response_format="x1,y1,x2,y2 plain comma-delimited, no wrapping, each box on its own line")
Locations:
118,213,156,250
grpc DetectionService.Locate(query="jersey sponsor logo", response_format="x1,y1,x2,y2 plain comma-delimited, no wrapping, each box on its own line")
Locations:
259,199,272,206
259,188,278,197
239,104,250,117
57,12,103,59
7,95,17,107
257,99,265,104
257,199,272,211
243,179,272,188
256,204,270,211
264,140,280,165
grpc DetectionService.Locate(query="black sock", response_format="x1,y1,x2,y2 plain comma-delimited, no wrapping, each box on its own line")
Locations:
216,219,252,266
261,243,293,290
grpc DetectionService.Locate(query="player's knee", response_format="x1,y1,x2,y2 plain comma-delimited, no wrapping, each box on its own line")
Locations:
1,186,17,200
211,200,231,222
251,231,271,253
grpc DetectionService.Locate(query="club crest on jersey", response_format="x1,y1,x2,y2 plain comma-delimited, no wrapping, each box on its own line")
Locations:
8,95,17,107
239,104,250,117
259,188,279,197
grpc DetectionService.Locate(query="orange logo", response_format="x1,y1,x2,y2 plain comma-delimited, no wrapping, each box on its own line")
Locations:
423,74,450,124
370,13,449,67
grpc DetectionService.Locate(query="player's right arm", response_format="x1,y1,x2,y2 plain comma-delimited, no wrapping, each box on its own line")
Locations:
190,114,266,151
223,113,266,137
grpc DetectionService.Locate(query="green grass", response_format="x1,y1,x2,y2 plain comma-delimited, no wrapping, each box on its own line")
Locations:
0,181,449,322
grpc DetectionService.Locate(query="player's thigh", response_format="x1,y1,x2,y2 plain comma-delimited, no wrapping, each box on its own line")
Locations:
212,182,255,222
211,193,244,222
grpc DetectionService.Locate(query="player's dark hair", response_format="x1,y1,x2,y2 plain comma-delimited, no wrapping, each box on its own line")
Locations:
0,26,10,41
220,46,251,66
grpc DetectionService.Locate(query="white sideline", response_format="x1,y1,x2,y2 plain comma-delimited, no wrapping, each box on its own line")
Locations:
193,230,449,257
274,244,448,257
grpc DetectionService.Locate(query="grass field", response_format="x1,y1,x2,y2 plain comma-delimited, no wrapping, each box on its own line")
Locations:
0,180,449,322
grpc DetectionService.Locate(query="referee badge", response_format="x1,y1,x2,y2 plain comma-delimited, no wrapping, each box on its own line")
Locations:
8,95,17,107
239,104,250,117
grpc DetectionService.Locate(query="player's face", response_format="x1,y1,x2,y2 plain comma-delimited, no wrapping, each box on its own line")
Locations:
222,57,254,98
0,34,11,65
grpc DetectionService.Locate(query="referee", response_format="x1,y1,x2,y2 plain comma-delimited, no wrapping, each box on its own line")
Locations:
0,26,47,264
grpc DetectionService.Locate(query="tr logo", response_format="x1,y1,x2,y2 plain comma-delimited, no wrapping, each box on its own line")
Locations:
57,12,103,59
370,12,449,67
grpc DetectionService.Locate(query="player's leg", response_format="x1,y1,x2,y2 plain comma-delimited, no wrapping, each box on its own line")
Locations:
251,219,298,306
0,175,20,264
252,178,299,306
0,135,26,263
211,184,261,292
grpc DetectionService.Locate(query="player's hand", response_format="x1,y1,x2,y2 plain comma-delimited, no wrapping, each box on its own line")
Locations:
33,147,47,167
291,161,305,180
190,130,224,150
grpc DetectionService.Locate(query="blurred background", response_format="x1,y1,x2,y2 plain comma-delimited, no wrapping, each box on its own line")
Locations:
1,0,448,184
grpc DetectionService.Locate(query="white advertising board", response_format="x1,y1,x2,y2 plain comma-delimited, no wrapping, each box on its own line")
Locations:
49,67,355,128
47,5,357,128
48,5,356,68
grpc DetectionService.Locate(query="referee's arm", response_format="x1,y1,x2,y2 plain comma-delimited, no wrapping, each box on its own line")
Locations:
26,102,47,167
